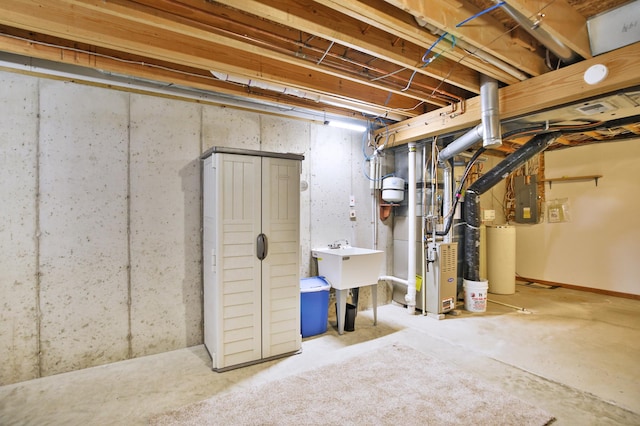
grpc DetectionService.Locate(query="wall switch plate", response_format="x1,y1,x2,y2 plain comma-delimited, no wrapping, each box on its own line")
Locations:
483,209,496,220
349,195,355,207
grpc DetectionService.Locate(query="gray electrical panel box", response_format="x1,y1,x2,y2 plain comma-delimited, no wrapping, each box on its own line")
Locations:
515,175,538,223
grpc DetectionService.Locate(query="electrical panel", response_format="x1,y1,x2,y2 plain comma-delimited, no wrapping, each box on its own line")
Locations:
515,175,538,223
425,242,458,316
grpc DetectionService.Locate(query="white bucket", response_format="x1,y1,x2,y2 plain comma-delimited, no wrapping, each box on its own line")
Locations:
463,279,488,313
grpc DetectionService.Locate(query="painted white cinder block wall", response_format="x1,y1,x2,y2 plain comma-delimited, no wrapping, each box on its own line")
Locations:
0,71,392,385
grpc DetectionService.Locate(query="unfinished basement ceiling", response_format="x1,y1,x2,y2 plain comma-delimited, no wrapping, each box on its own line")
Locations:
0,0,638,154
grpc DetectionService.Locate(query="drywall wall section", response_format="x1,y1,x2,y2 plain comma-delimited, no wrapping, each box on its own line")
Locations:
479,156,507,225
0,73,39,383
129,95,202,356
516,139,640,296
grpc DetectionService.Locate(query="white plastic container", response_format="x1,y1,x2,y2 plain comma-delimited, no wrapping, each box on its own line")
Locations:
463,279,488,313
381,177,405,203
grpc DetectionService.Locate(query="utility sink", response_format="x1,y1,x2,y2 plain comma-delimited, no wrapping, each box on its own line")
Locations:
312,247,384,290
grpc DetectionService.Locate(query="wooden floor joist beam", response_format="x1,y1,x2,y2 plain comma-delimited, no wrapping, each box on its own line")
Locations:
375,42,640,147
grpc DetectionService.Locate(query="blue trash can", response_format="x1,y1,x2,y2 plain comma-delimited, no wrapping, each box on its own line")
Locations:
300,276,330,337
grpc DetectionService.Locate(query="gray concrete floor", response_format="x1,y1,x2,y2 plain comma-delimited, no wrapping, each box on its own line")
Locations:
1,283,639,425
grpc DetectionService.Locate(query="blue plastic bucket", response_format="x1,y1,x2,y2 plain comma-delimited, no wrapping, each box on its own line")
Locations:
300,276,330,337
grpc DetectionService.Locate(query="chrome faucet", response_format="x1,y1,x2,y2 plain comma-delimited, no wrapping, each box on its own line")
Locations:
328,239,349,249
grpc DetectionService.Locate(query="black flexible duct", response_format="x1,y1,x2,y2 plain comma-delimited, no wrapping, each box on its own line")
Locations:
463,132,561,281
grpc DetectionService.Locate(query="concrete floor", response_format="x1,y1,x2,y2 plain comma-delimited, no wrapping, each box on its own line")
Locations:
1,283,639,425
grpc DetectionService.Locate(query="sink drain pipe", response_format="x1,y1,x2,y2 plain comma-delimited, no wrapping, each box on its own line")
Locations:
464,132,560,281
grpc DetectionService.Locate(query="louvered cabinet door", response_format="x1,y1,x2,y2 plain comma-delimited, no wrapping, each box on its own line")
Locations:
261,157,302,359
204,153,262,370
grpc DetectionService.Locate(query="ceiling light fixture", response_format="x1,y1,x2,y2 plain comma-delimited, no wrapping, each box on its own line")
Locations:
326,120,367,132
583,64,609,85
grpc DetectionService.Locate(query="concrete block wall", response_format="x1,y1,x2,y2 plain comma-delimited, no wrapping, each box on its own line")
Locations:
0,70,392,385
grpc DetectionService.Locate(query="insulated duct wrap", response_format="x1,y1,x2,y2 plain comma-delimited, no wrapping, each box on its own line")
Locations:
464,132,559,281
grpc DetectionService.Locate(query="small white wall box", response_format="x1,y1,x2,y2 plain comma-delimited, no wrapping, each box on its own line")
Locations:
588,0,640,56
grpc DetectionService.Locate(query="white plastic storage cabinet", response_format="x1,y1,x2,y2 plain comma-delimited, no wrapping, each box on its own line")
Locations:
202,147,304,371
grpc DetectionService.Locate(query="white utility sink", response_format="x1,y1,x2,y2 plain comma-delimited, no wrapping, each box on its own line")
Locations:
312,246,384,335
312,247,384,290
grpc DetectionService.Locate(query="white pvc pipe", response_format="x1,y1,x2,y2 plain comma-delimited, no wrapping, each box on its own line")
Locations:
421,144,428,315
442,161,452,243
405,142,417,314
379,275,409,286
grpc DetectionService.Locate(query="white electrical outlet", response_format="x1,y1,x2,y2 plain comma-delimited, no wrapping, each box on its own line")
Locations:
483,209,496,220
349,209,357,218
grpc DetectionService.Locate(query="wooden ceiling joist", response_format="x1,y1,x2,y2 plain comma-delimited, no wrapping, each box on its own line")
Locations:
374,42,640,146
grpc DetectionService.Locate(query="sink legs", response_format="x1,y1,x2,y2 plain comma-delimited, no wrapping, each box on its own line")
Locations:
336,289,348,335
371,284,377,326
335,285,378,335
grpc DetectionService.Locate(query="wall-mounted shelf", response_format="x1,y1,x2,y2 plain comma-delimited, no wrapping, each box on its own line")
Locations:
543,174,603,188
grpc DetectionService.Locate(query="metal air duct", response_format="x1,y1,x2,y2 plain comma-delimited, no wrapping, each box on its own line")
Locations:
497,2,577,62
439,75,502,161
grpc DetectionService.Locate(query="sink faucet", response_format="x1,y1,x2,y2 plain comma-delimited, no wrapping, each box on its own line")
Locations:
328,239,349,249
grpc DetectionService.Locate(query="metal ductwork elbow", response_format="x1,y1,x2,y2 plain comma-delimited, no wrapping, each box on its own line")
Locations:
439,75,502,161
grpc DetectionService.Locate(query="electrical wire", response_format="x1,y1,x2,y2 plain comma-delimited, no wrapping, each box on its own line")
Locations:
456,2,506,28
435,147,487,236
402,1,505,93
361,118,396,183
401,33,457,93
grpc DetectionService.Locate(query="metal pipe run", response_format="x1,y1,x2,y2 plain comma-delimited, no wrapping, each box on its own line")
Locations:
439,75,501,161
498,2,577,62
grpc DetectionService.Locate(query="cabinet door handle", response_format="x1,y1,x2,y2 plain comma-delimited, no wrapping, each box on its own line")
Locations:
257,233,268,260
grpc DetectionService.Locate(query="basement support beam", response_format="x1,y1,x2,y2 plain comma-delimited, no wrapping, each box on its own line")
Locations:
374,42,640,147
